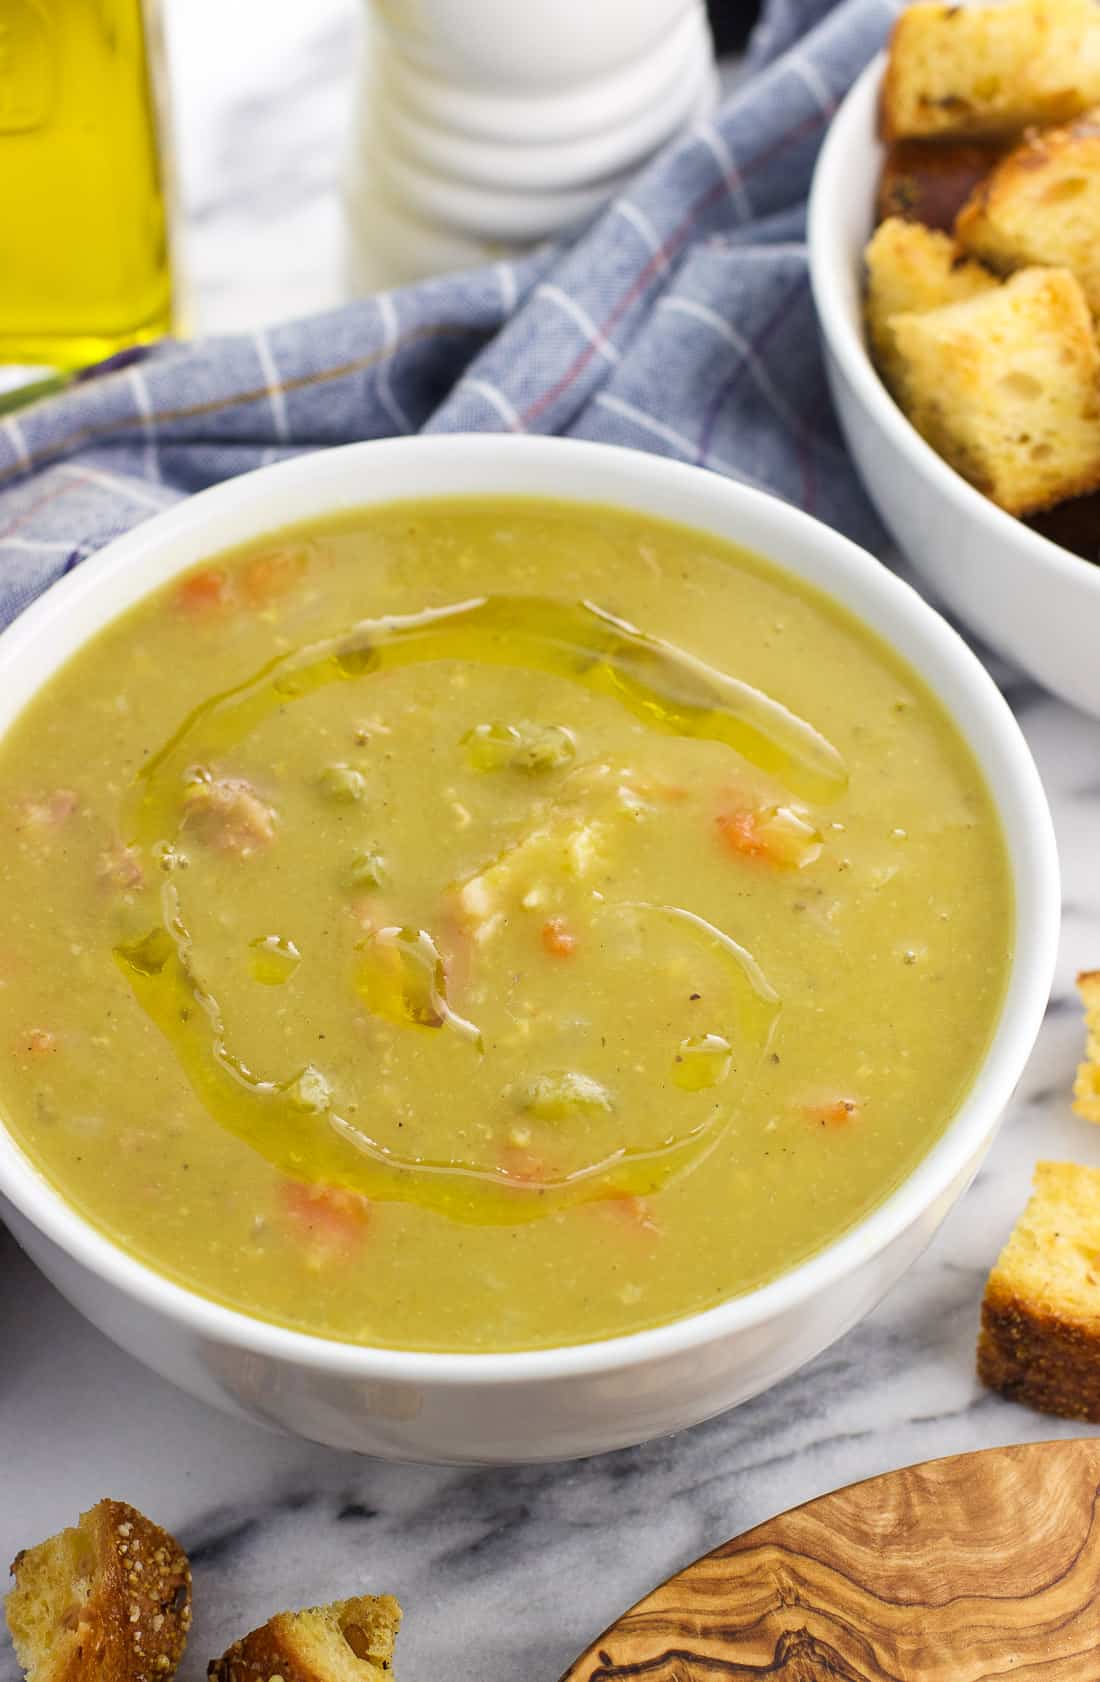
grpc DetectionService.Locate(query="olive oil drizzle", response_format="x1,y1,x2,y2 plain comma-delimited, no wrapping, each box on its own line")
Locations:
618,903,780,1037
115,890,751,1224
132,595,847,836
115,594,811,1224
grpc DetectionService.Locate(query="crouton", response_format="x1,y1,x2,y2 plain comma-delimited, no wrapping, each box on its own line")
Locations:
1074,969,1100,1120
978,1161,1100,1420
888,265,1100,514
864,217,999,396
6,1499,192,1682
882,0,1100,141
956,110,1100,314
877,138,1005,231
207,1594,402,1682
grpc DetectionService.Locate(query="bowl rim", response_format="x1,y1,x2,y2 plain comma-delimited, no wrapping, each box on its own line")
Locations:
0,433,1060,1386
806,50,1100,604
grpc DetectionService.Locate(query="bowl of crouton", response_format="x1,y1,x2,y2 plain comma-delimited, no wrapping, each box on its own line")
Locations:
808,0,1100,717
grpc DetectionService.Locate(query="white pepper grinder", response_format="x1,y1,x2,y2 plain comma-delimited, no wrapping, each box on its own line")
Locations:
346,0,718,292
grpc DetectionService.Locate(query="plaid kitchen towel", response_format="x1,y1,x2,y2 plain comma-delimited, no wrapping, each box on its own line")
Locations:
0,0,898,628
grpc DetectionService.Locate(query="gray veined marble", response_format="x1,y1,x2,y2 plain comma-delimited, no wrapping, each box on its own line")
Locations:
3,3,1100,1679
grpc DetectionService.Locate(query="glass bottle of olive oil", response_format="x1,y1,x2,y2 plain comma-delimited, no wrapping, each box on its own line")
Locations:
0,0,173,371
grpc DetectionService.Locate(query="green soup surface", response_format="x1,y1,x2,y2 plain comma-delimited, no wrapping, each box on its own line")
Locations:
0,499,1013,1350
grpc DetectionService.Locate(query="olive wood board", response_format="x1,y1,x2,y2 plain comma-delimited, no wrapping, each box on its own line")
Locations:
560,1439,1100,1681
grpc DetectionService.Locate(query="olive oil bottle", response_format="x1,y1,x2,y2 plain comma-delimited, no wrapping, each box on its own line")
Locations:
0,0,173,371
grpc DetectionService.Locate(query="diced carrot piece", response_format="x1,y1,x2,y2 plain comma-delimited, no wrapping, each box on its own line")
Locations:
717,808,772,860
21,1028,57,1056
804,1097,861,1128
242,550,304,606
498,1144,552,1185
594,1192,660,1236
716,801,822,869
541,916,576,958
281,1179,369,1262
177,568,232,614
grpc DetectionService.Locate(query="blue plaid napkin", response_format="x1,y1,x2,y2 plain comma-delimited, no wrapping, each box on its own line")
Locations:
0,0,898,630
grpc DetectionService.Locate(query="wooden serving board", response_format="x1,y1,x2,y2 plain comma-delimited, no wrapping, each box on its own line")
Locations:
561,1440,1100,1681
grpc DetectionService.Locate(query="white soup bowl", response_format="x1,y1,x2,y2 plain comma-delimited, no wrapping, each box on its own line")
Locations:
0,436,1059,1462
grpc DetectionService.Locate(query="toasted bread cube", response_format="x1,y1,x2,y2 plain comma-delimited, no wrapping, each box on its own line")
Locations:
1075,970,1100,1120
6,1500,192,1682
877,137,1006,232
207,1594,402,1682
882,0,1100,141
957,110,1100,314
889,266,1100,514
979,1161,1100,1420
865,217,999,395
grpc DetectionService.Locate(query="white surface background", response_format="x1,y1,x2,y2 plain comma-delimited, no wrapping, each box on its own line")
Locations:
4,7,1100,1681
165,0,362,336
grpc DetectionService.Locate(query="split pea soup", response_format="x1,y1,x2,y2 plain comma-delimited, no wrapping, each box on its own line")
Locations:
0,498,1013,1352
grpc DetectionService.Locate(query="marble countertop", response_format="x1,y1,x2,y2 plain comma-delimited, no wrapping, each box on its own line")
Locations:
4,6,1100,1681
164,0,361,337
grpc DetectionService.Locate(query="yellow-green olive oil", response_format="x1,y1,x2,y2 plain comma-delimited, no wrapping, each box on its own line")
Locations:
0,0,172,370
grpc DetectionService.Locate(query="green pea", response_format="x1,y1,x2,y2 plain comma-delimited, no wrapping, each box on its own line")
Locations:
317,763,367,803
464,720,575,774
347,850,387,891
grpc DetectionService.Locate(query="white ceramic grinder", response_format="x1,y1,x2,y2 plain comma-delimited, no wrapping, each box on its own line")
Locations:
346,0,718,290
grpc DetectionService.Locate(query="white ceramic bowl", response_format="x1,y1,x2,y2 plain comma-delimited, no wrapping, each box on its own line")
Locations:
809,55,1100,718
0,436,1058,1463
